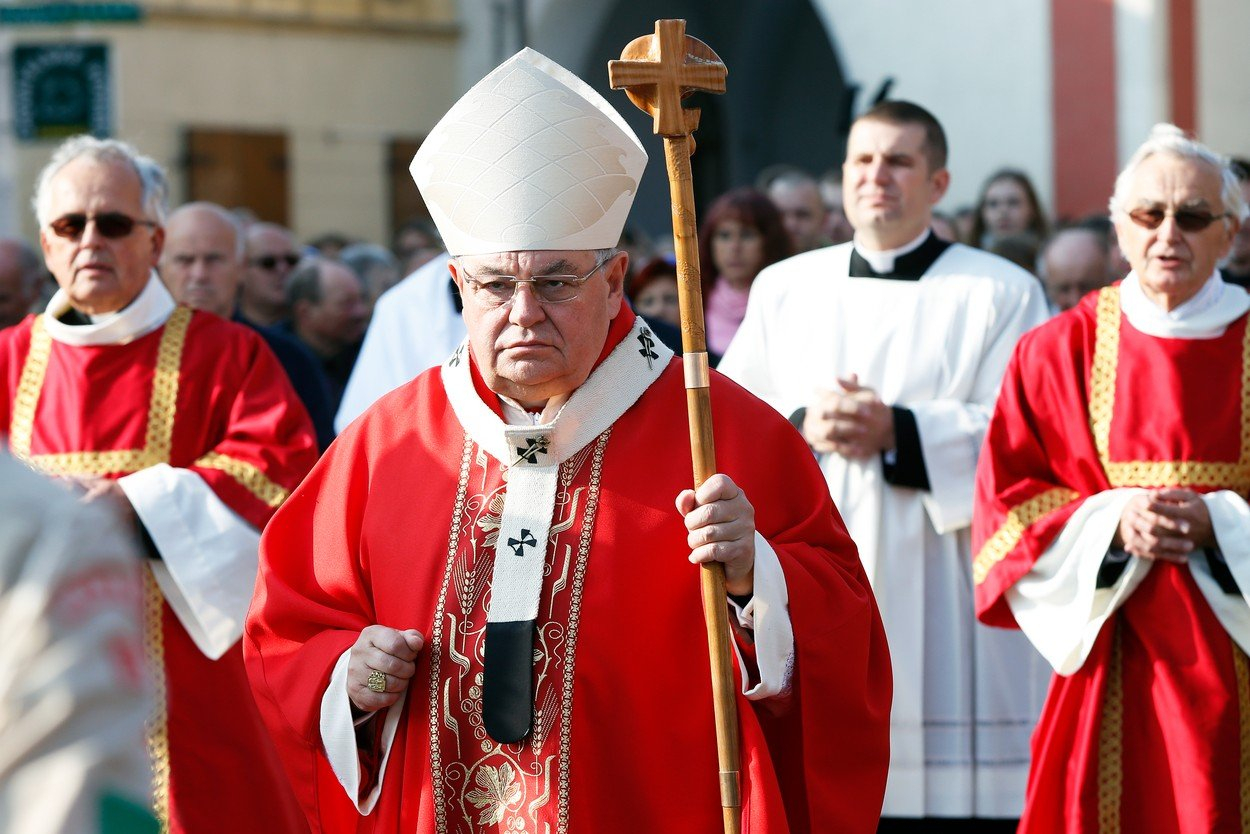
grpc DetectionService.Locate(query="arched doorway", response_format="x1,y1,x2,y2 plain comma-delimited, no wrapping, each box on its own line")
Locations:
532,0,851,240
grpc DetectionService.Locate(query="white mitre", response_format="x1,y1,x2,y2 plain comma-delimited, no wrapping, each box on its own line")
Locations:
411,47,648,257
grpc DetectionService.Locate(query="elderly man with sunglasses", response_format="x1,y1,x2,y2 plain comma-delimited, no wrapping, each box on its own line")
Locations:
245,49,890,834
973,124,1250,833
0,135,317,832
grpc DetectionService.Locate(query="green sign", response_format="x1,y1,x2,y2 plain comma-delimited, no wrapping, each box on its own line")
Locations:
13,44,111,141
0,4,142,25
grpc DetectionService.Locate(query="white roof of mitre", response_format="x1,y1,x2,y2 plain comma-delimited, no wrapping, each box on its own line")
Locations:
411,47,648,257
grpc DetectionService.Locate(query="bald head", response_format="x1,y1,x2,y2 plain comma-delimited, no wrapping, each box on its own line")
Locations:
160,202,244,318
1041,227,1116,312
0,238,46,329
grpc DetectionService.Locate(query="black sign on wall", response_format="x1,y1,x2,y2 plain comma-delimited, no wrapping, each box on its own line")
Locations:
13,44,111,141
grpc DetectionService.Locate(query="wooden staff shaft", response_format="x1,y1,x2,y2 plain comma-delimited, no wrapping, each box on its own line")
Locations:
664,134,742,834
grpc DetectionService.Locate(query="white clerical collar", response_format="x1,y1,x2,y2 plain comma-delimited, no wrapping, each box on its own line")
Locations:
499,393,570,426
1120,270,1250,338
440,317,672,622
853,229,930,274
43,271,176,347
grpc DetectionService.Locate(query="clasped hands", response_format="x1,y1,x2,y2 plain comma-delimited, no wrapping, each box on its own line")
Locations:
803,374,895,459
347,473,758,712
1113,489,1215,564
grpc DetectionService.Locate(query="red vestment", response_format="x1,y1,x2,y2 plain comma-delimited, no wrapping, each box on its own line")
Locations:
245,313,892,833
973,285,1250,833
0,303,317,833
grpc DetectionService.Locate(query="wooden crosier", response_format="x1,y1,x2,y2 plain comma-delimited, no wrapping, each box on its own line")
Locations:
608,20,741,834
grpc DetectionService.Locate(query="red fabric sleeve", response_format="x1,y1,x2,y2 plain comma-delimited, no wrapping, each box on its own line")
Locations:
182,318,318,529
972,304,1108,627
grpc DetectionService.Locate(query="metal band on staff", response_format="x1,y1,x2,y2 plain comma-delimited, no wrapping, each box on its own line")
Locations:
683,351,712,389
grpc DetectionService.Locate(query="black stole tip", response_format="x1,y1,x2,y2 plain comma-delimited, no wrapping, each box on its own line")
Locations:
482,619,536,743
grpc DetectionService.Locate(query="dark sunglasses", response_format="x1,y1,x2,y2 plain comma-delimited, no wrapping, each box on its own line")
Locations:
251,254,301,271
1127,207,1229,233
48,212,155,240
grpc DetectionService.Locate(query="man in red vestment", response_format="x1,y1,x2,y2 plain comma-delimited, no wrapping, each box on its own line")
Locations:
0,135,317,832
244,48,892,834
973,124,1250,833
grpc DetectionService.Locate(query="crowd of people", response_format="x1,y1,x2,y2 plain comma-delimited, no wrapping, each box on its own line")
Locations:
2,43,1250,834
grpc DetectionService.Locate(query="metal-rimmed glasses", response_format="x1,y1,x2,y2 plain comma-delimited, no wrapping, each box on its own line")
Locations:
457,253,616,307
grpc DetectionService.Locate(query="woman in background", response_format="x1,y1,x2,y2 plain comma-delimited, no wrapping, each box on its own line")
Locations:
697,188,791,355
971,168,1049,248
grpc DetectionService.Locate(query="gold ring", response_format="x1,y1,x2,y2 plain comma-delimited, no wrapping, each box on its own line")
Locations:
366,669,387,693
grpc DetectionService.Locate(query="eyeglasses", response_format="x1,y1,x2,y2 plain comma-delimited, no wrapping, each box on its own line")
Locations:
47,212,156,240
1126,207,1230,233
457,254,615,307
250,253,301,271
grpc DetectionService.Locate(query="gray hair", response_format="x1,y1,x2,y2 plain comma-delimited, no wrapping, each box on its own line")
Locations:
1109,124,1248,223
285,257,324,307
32,135,169,227
339,243,399,282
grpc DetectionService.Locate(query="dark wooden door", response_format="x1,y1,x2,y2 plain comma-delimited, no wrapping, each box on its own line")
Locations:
184,129,289,225
389,137,429,238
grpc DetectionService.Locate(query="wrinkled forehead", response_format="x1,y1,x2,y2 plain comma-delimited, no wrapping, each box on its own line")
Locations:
458,249,600,275
1125,153,1225,207
47,156,144,212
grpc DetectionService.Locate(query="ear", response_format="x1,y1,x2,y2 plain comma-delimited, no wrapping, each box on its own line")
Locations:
604,251,628,316
292,298,311,323
148,225,165,268
446,258,470,305
1217,215,1240,260
928,168,952,205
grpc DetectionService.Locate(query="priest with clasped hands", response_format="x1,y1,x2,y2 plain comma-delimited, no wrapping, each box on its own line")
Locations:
974,124,1250,832
245,48,891,834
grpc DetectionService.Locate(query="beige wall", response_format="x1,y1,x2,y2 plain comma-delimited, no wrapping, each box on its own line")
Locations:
5,16,459,246
1197,0,1250,161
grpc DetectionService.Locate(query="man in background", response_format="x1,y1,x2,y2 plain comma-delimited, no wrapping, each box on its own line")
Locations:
1039,224,1118,313
0,237,46,329
238,221,301,327
161,202,335,448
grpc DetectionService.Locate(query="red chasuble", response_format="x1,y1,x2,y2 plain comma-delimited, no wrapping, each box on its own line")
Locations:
245,318,892,833
973,285,1250,833
0,307,317,833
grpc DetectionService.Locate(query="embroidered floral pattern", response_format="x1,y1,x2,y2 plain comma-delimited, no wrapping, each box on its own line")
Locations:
466,764,522,825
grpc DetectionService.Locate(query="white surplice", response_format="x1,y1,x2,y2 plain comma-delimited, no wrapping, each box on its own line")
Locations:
720,240,1052,818
334,253,464,432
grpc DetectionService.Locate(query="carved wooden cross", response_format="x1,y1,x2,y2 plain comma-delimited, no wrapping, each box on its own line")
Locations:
609,20,741,834
608,19,726,138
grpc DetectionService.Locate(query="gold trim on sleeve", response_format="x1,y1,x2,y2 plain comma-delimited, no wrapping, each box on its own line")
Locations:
972,487,1080,586
193,452,291,508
